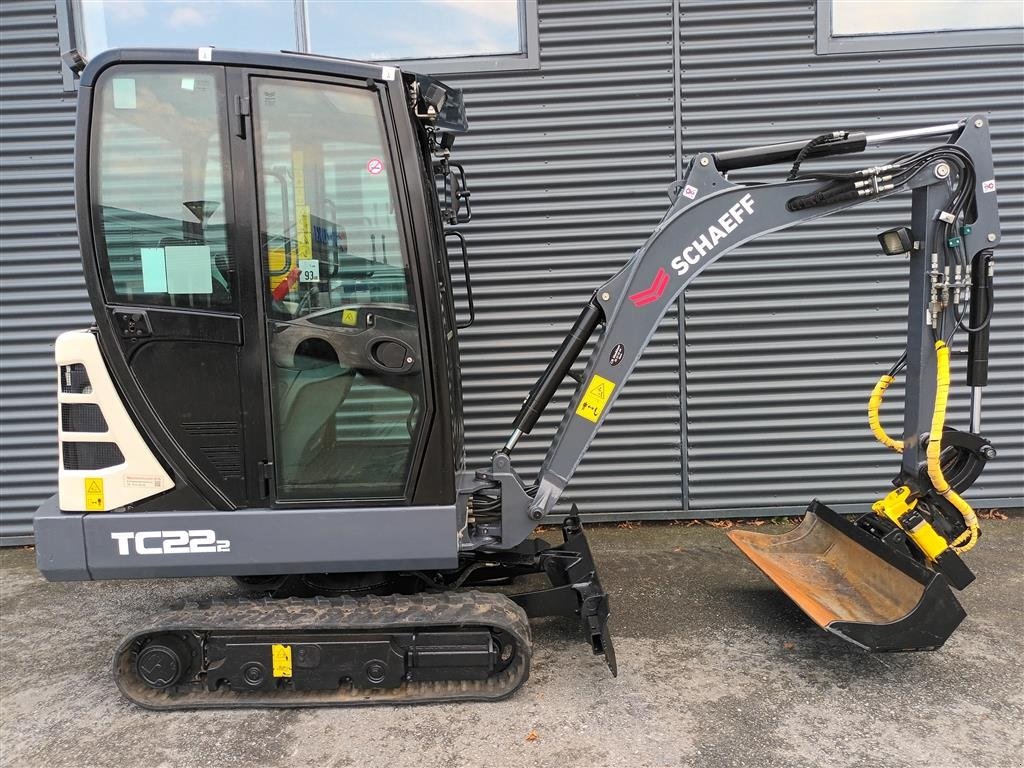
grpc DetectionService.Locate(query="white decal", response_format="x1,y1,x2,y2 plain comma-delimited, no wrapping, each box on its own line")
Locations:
682,185,698,200
381,65,396,81
110,530,231,556
298,259,320,283
124,474,164,489
670,193,755,277
982,179,996,193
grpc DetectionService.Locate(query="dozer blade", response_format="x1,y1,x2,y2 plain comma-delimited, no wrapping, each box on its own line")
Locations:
728,500,966,651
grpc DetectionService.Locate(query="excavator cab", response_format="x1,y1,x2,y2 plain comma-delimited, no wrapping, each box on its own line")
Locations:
54,49,470,522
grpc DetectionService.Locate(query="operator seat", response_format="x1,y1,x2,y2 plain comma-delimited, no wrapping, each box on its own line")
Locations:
274,339,355,482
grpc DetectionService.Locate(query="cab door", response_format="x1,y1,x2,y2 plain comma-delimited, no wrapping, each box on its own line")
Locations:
84,63,268,509
244,72,432,504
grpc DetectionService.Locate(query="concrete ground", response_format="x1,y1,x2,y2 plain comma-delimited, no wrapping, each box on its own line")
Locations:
1,519,1021,768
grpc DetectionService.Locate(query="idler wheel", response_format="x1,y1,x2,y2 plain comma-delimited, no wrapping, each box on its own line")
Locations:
135,634,191,689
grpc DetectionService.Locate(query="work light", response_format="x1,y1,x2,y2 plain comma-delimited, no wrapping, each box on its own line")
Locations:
878,226,914,255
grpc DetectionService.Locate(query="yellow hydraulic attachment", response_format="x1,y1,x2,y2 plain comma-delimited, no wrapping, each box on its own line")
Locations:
866,341,980,555
871,486,950,563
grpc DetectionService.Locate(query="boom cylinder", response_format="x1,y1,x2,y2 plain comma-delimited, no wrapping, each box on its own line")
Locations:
503,301,603,453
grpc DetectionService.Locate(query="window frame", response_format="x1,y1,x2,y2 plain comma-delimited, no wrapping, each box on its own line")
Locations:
816,0,1024,54
62,0,539,80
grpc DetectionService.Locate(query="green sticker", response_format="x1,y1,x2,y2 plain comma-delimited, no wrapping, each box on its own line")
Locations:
112,78,136,109
164,245,213,294
140,247,167,292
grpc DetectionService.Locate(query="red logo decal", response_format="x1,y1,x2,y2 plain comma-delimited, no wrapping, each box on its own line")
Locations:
367,157,384,175
629,267,670,308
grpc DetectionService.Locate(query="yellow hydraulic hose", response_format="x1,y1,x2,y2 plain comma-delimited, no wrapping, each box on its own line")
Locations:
928,341,980,552
868,374,904,453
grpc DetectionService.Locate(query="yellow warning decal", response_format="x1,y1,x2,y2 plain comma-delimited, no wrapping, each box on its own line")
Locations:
575,374,616,423
271,644,292,678
292,151,306,206
341,308,359,327
295,205,313,261
84,477,104,511
292,150,312,261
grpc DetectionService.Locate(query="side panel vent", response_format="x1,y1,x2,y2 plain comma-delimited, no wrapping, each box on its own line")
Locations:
60,364,92,394
200,446,244,478
56,331,174,511
183,421,241,436
60,403,108,433
62,442,125,471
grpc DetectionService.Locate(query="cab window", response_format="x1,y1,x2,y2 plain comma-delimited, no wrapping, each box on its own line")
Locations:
91,66,235,309
253,77,426,501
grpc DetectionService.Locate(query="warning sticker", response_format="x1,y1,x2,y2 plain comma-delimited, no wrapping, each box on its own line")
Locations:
982,179,996,193
575,374,616,423
341,308,359,327
296,205,313,261
682,184,698,200
292,151,306,206
85,477,104,511
367,157,384,176
272,644,292,678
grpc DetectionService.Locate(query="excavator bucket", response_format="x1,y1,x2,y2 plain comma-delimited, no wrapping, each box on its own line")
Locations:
728,500,966,651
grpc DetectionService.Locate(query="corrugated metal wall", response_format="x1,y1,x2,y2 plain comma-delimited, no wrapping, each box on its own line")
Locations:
678,0,1024,514
447,0,684,519
0,0,90,543
0,0,1021,542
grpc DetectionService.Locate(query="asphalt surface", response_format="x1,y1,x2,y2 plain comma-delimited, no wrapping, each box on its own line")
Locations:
1,519,1021,768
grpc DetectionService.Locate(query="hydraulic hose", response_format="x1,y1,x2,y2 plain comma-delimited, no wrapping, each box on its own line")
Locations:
868,374,904,453
928,341,980,552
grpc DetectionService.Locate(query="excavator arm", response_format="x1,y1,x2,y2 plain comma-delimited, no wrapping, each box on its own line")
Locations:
468,115,1000,654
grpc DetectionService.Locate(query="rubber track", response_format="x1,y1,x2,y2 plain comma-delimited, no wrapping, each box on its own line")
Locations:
113,591,531,710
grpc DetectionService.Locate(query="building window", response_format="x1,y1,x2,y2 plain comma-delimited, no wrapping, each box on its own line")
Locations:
66,0,538,75
817,0,1024,53
77,0,299,55
308,0,519,60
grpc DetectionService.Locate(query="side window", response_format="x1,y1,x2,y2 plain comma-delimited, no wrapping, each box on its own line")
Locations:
255,79,411,318
253,77,426,501
91,66,235,309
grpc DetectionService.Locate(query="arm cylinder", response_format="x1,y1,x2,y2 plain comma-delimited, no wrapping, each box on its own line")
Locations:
967,250,993,387
712,133,867,173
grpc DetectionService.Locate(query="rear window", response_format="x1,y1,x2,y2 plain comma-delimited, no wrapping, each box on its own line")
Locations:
91,66,236,309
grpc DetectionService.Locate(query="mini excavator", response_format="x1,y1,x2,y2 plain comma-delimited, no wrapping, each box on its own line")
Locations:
35,48,1001,708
